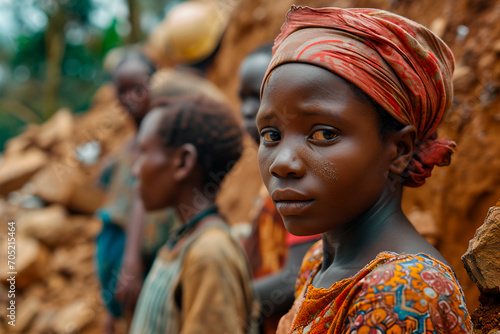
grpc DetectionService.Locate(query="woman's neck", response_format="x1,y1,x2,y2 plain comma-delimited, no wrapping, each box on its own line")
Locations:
174,185,217,224
320,184,405,272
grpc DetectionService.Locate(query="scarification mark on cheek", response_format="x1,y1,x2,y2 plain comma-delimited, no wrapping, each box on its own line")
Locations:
301,146,339,185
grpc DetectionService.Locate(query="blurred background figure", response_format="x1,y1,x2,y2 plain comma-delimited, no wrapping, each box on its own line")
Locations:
96,2,234,332
94,49,181,334
130,95,255,334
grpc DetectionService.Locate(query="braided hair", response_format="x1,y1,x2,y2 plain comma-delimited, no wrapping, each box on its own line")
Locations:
156,95,243,188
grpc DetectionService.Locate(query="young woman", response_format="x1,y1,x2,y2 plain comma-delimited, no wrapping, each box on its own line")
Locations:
129,95,255,334
256,6,471,334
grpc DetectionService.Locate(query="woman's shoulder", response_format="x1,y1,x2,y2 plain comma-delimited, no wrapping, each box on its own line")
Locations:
185,220,246,265
358,252,466,304
348,253,472,334
364,252,460,290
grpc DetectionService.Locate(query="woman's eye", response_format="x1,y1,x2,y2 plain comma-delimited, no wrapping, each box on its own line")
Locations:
262,131,281,143
310,129,337,141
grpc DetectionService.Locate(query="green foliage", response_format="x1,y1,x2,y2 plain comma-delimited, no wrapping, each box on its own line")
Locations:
101,19,125,57
11,32,46,78
58,0,92,23
0,0,181,152
0,0,157,152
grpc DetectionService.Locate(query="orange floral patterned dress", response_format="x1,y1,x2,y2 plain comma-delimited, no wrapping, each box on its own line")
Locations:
280,241,472,334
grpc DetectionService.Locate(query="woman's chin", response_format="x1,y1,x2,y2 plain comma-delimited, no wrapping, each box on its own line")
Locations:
284,218,320,237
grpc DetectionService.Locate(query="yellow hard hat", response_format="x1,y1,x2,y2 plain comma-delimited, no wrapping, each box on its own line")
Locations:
149,1,230,65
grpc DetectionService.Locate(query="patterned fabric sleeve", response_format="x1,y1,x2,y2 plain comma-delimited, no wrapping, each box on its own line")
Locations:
341,255,472,334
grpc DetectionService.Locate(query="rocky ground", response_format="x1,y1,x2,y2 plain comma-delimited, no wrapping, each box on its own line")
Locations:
0,85,133,333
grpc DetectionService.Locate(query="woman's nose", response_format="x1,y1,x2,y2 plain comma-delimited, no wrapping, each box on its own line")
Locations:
269,144,305,178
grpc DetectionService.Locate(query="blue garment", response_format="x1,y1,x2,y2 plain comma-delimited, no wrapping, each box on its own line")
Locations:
95,210,126,317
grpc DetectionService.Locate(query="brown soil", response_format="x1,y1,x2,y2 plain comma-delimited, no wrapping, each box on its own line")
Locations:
472,294,500,334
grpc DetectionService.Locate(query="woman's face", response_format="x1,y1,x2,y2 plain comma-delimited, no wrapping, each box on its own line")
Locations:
133,108,177,211
114,60,152,123
256,63,394,236
239,52,271,144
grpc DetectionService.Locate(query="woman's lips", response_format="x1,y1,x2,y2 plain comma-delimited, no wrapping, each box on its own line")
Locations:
271,189,314,215
274,200,314,215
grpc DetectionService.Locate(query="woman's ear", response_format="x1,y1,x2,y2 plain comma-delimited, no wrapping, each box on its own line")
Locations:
389,125,417,176
172,143,198,182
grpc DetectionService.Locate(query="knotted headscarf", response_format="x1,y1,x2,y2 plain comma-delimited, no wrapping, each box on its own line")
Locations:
262,6,456,187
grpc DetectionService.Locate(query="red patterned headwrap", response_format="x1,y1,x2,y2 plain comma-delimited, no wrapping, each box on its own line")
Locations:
262,6,456,187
